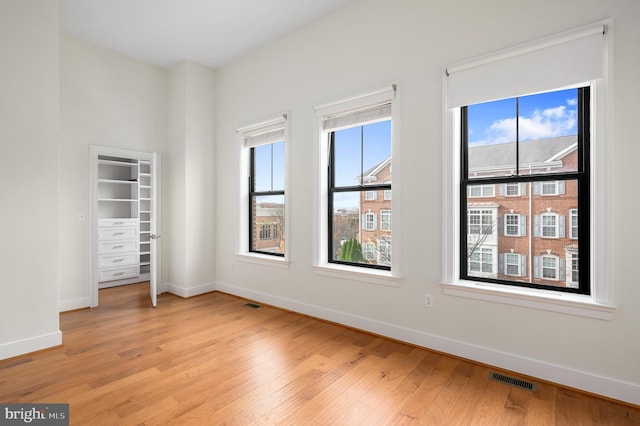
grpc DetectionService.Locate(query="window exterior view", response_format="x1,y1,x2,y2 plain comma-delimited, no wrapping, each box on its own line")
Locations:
329,119,392,270
461,87,589,293
250,141,285,256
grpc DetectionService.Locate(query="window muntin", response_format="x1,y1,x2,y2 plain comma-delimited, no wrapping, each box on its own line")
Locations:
460,87,590,294
329,119,392,270
468,209,493,235
250,141,285,256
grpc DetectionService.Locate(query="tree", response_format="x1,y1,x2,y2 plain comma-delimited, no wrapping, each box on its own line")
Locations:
339,237,364,263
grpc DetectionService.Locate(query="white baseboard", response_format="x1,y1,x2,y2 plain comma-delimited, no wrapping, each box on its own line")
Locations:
214,281,640,406
166,281,216,298
59,297,90,312
0,331,62,361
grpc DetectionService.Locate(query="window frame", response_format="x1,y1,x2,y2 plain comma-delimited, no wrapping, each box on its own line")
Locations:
236,114,290,267
313,84,401,285
441,20,615,319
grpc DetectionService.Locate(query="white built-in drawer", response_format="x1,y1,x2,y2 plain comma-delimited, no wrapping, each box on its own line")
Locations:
98,253,139,268
98,266,139,282
98,218,138,227
98,240,138,254
98,227,138,241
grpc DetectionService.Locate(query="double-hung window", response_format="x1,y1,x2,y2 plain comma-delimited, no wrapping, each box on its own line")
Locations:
238,114,287,259
443,21,613,313
315,85,397,274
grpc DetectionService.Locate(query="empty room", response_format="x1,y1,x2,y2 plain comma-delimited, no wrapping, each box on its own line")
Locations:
1,0,639,424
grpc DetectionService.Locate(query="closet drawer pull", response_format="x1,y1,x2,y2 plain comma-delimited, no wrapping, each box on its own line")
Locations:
112,245,124,249
112,258,124,263
112,232,125,236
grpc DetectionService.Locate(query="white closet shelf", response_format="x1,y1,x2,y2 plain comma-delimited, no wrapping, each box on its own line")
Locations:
98,179,138,184
98,198,137,202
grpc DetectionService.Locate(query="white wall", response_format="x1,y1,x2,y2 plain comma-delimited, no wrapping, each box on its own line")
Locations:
166,61,217,296
0,0,61,358
59,35,168,309
214,0,640,404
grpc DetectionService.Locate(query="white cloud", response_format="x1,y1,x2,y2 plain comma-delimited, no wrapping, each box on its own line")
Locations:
479,105,576,145
567,98,578,106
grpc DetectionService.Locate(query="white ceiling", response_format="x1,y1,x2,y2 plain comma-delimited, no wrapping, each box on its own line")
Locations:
60,0,354,69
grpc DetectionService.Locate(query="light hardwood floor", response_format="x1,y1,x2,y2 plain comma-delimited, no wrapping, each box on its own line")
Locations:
1,283,638,425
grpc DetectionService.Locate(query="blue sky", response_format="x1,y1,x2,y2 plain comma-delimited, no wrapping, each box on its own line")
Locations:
468,88,578,146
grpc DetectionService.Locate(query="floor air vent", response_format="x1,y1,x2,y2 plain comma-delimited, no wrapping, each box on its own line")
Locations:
489,372,536,392
244,302,262,309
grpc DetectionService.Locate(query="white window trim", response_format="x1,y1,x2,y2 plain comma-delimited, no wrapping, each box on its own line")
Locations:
541,254,559,281
236,113,290,268
364,212,376,231
569,208,579,239
441,20,615,320
380,209,391,231
313,84,402,285
541,181,559,195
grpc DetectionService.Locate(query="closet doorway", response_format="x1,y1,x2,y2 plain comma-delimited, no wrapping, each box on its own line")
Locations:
90,146,161,308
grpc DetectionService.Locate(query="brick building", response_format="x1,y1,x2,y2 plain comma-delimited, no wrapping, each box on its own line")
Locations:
467,135,579,288
359,157,392,266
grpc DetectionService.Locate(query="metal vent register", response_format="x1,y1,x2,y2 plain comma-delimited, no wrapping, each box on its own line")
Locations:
489,372,537,392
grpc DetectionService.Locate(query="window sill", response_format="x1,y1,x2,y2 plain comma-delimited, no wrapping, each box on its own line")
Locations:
440,280,615,320
313,264,401,287
236,253,290,269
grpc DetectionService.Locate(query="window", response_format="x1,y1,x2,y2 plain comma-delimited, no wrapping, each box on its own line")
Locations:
443,20,614,317
505,183,521,196
505,253,522,276
322,87,394,271
541,213,558,238
363,211,376,231
380,209,391,231
238,114,288,259
468,209,493,235
469,247,494,275
567,252,579,288
377,238,391,266
504,214,524,237
570,209,578,239
468,184,494,197
541,255,559,280
363,242,376,261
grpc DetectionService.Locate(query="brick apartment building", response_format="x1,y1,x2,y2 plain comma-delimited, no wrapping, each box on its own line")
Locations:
360,157,392,266
251,201,284,253
467,135,579,288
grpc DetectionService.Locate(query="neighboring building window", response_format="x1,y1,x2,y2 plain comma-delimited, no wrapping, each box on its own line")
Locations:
469,247,494,274
542,255,559,280
384,190,392,200
325,95,393,270
505,253,521,276
568,252,579,288
363,242,376,261
468,209,493,235
380,209,391,231
505,183,521,196
239,114,287,258
570,209,578,239
363,211,376,231
504,214,520,236
541,213,558,238
468,184,494,197
377,238,391,266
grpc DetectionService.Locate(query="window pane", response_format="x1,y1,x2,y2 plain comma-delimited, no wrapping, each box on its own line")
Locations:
362,120,391,186
467,97,516,178
331,190,391,268
518,88,578,175
253,141,284,192
251,195,284,255
333,120,391,188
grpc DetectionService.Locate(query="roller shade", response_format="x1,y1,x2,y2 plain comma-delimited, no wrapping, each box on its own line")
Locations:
447,22,608,108
237,115,287,148
316,85,395,132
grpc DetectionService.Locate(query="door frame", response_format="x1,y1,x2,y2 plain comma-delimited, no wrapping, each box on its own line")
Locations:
89,145,162,307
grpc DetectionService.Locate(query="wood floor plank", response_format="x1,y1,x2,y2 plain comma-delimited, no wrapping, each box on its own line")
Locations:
0,283,638,425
